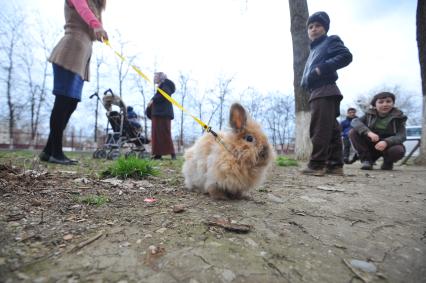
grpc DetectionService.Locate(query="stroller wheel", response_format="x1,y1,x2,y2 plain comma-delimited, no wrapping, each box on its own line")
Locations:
107,149,121,160
125,151,137,159
138,151,149,159
97,149,107,159
93,149,100,159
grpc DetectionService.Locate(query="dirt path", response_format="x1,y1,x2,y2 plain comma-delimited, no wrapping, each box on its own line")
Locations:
1,161,425,282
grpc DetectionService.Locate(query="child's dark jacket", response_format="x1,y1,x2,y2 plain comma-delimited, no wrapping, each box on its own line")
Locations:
301,34,352,91
351,108,407,147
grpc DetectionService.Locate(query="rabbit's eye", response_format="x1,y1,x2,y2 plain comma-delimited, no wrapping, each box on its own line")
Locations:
244,135,254,142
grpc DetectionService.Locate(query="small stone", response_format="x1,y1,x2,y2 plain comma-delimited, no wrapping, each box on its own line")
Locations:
63,234,73,241
33,277,47,283
155,228,167,234
268,193,285,203
244,238,259,248
221,269,236,282
172,205,186,213
30,199,42,206
15,272,30,280
350,259,377,273
148,245,158,254
136,239,142,244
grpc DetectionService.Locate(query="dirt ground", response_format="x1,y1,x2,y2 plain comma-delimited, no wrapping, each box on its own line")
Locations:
0,156,425,283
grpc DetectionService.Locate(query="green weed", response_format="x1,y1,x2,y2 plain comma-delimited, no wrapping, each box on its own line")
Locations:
276,156,298,167
76,195,109,206
102,157,159,179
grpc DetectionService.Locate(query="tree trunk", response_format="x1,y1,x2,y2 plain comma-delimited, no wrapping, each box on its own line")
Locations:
415,0,426,164
93,55,105,144
288,0,311,160
216,77,233,130
6,46,15,149
178,73,190,153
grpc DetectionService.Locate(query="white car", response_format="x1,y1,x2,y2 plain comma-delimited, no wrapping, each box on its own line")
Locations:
404,126,421,156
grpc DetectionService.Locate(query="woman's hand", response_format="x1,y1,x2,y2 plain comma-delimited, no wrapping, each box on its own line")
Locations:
367,131,380,142
94,27,108,42
375,141,388,151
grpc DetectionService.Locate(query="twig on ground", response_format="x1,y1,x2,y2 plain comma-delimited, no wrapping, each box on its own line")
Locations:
39,210,45,224
262,258,286,278
205,218,252,233
342,258,370,283
350,219,365,226
69,230,104,253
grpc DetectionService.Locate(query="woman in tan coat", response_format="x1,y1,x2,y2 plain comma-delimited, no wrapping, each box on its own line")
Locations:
39,0,108,165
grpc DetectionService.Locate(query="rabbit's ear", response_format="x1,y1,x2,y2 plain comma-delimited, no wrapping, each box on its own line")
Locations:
229,103,247,131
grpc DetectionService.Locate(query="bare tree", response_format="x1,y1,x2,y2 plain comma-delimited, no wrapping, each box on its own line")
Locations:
0,10,25,148
416,0,426,164
186,87,220,137
264,98,279,148
21,52,40,146
135,76,150,139
215,76,234,130
288,0,311,160
264,94,295,154
21,20,54,147
112,31,134,98
92,53,105,143
278,95,296,152
190,88,209,135
176,72,191,152
239,87,265,121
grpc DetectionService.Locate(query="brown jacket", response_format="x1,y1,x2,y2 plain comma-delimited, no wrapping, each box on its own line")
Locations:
48,0,102,81
351,108,407,147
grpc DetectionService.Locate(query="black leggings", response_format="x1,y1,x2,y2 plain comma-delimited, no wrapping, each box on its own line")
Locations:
43,95,78,158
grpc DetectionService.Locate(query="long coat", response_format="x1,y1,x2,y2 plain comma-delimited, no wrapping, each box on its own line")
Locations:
151,79,176,119
48,0,102,81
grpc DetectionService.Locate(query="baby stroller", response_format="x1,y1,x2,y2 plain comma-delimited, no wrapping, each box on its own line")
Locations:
91,89,150,160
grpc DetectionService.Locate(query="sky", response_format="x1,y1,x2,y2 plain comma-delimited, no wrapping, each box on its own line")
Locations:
1,0,422,129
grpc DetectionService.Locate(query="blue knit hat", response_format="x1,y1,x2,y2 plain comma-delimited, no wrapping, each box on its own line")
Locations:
307,11,330,32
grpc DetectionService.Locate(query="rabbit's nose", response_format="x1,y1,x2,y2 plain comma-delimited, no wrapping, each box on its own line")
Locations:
259,145,269,159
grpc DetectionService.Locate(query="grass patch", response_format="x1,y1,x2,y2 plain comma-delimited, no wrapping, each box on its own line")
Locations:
276,156,298,167
75,195,109,206
102,157,159,179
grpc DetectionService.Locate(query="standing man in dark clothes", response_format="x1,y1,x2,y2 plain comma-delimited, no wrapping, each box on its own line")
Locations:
341,107,358,164
300,11,353,176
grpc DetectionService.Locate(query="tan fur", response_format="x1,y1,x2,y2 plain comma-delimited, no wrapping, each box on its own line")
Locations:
182,103,275,200
102,94,126,112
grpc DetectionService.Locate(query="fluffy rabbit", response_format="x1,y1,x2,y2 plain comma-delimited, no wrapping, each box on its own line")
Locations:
182,103,275,200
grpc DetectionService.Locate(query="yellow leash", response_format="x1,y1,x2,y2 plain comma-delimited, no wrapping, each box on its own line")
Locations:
102,39,233,154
